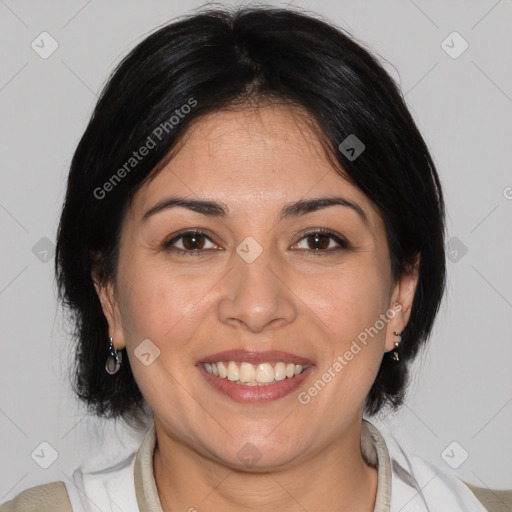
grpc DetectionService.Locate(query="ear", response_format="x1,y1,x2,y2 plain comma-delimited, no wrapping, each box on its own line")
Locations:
384,254,420,353
91,267,127,351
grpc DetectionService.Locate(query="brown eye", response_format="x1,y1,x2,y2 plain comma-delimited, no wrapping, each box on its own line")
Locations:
181,232,207,250
305,233,330,250
294,229,349,253
163,230,218,255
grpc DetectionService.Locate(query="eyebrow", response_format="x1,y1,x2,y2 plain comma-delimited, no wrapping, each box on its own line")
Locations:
141,195,368,225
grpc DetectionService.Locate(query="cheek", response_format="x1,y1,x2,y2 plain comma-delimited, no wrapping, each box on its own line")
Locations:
115,260,213,418
306,263,390,344
300,264,390,407
116,256,214,354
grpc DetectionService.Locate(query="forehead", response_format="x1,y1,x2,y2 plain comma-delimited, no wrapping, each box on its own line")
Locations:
132,104,378,222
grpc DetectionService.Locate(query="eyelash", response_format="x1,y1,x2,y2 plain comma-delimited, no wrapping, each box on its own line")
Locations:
162,228,349,257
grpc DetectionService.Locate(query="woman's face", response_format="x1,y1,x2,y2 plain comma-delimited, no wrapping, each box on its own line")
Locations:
97,104,417,470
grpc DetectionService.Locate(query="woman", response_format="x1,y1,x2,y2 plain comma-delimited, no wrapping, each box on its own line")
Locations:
1,5,510,512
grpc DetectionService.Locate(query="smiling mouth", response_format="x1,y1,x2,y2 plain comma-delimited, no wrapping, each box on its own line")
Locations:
202,361,309,386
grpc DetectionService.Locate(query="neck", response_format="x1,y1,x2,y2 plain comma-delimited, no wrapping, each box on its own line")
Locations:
153,418,378,512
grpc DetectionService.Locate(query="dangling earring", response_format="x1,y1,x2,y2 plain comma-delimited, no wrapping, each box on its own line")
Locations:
392,331,401,361
105,336,123,374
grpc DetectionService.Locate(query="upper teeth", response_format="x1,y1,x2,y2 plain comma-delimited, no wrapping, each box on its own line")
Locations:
203,361,307,385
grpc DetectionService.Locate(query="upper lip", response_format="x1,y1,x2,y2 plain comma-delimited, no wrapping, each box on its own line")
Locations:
198,350,313,366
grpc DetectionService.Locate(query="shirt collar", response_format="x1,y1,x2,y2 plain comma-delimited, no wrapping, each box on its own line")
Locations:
134,419,392,512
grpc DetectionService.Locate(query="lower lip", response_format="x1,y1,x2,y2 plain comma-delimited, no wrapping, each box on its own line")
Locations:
197,364,314,403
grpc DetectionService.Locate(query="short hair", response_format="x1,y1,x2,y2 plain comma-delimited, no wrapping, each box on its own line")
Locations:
55,5,446,427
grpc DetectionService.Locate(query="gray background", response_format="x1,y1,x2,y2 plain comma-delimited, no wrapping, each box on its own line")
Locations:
1,0,511,503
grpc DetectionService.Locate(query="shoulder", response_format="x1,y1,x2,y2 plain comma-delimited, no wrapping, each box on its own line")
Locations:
0,481,72,512
365,420,512,512
461,480,512,512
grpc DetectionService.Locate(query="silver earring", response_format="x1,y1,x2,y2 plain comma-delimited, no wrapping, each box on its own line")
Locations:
105,337,123,374
392,331,401,361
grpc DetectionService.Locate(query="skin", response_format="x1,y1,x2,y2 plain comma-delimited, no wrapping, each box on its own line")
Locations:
94,103,418,512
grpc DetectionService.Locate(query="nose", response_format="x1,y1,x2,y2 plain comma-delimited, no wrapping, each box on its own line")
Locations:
216,244,298,333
